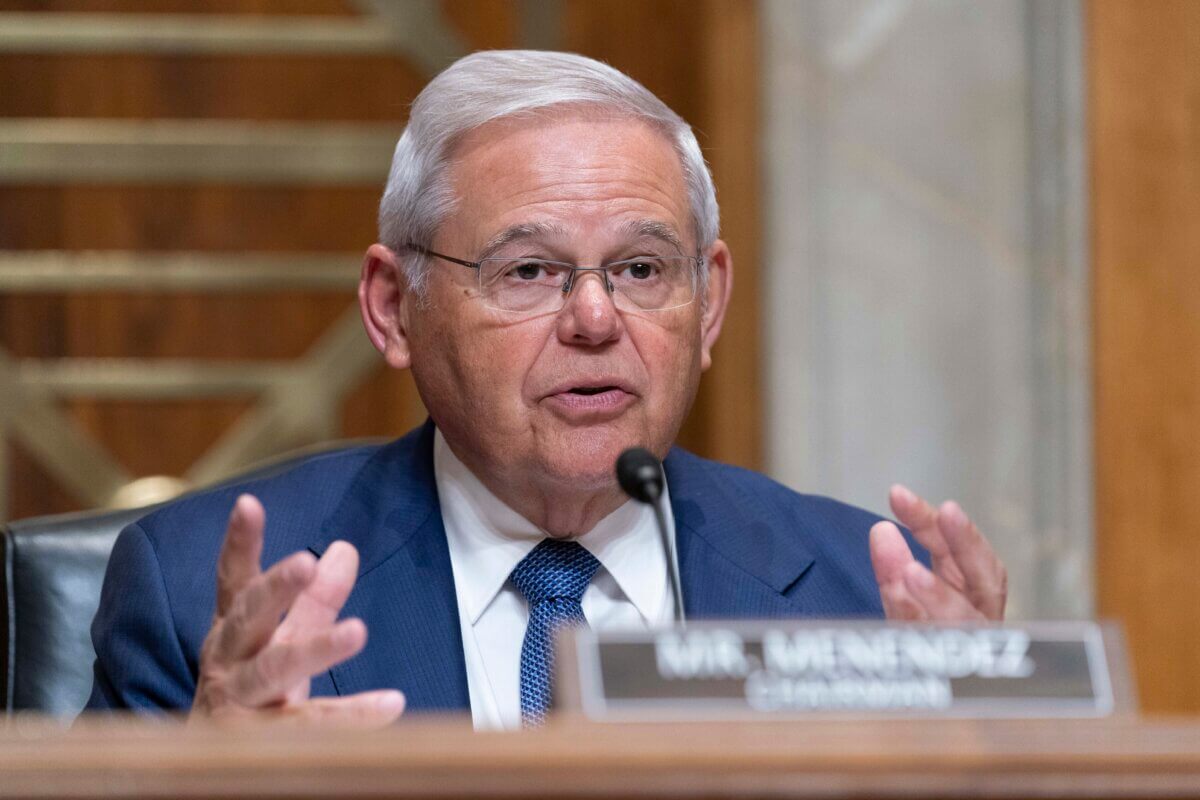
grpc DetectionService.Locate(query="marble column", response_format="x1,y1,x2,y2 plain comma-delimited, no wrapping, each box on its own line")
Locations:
762,0,1091,618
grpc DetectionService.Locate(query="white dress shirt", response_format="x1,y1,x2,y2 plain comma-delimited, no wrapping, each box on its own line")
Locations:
433,430,676,730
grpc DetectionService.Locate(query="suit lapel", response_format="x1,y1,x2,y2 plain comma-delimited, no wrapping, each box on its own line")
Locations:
308,422,470,712
665,449,815,619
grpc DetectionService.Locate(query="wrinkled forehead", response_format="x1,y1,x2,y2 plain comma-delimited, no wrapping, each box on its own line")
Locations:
437,112,693,255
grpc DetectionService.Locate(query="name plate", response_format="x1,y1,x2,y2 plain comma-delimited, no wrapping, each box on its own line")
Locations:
557,621,1132,722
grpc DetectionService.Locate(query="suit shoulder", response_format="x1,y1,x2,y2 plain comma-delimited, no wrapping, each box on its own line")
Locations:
665,447,888,530
134,442,384,553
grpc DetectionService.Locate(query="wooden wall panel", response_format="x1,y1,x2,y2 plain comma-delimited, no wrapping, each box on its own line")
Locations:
443,0,517,50
693,0,762,471
1090,0,1200,714
0,1,438,518
0,186,383,252
0,1,352,12
0,54,427,120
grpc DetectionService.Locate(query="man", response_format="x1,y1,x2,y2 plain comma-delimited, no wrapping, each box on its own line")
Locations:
87,51,1006,729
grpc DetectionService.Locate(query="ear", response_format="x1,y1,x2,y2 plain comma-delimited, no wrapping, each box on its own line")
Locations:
359,243,414,370
698,239,733,372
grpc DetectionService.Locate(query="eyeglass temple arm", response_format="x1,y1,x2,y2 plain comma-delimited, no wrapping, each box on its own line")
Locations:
405,243,481,271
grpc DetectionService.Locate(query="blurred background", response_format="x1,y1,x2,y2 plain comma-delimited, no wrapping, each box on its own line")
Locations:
0,0,1195,714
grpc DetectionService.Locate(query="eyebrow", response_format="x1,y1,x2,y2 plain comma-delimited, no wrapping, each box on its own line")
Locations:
477,222,568,260
618,219,685,253
475,218,686,261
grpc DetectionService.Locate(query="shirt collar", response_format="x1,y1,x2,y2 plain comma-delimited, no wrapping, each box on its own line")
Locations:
434,429,672,626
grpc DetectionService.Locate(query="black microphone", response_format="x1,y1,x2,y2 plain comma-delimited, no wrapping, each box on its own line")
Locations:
616,448,685,625
616,447,664,502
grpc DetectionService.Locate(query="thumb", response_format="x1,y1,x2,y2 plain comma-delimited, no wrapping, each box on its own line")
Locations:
870,521,926,621
869,520,915,586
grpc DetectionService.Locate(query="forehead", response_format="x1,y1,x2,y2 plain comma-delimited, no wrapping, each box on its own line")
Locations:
440,113,692,251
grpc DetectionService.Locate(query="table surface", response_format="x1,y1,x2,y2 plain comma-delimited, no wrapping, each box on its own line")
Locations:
1,714,1199,798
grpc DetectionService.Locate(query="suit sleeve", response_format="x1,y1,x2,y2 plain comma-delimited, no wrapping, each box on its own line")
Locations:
85,522,197,711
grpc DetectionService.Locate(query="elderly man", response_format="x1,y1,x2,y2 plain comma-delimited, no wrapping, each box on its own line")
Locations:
87,51,1006,730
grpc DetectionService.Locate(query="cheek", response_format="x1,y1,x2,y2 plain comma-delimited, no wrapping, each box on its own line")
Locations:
629,317,703,391
422,316,547,428
473,338,529,418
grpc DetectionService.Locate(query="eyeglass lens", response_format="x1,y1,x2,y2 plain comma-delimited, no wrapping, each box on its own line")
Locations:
476,256,697,313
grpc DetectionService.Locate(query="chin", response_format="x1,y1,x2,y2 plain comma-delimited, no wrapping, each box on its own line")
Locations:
536,425,645,490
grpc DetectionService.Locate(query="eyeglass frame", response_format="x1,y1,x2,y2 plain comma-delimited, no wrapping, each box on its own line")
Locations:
404,242,705,313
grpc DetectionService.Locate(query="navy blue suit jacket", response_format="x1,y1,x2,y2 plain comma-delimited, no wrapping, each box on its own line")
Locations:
86,422,925,713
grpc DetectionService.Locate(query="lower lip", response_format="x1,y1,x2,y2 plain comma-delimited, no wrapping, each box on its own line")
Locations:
544,389,635,419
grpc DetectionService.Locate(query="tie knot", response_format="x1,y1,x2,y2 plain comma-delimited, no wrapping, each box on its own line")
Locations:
510,538,601,606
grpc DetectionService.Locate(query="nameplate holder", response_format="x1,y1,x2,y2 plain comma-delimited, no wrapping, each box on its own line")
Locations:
555,621,1134,722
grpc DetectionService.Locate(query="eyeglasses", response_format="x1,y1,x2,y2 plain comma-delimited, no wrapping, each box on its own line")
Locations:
406,244,701,315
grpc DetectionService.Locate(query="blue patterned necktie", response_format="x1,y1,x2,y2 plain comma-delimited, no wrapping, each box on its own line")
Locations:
509,538,601,727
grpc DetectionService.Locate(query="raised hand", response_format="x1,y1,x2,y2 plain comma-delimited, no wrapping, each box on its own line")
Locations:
869,485,1007,622
190,494,406,726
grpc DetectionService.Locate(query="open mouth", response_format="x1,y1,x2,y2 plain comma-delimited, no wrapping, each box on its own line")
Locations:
569,386,618,396
545,383,634,417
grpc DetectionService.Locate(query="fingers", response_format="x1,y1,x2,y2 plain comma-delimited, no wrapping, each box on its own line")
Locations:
888,484,938,540
216,495,267,616
936,500,1007,620
889,485,956,573
279,540,360,636
211,551,318,663
881,486,1008,622
197,512,372,724
869,521,927,621
869,520,913,585
901,561,986,621
871,521,988,622
231,618,368,707
202,690,406,730
285,691,406,729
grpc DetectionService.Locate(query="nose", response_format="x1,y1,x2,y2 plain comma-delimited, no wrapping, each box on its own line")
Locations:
555,269,623,346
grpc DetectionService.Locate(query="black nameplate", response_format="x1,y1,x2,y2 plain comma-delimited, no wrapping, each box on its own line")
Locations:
558,621,1129,721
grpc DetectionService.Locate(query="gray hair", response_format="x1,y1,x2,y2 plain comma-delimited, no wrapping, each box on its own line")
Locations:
377,50,720,294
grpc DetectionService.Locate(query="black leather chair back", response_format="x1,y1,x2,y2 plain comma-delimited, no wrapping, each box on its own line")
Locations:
1,439,381,717
2,507,150,715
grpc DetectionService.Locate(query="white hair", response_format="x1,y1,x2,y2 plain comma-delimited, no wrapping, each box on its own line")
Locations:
377,50,720,294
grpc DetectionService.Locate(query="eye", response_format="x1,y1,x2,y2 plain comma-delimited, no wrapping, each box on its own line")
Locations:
627,260,659,280
510,261,547,280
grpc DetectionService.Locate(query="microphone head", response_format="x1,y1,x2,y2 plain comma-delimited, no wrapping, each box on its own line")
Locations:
616,447,664,504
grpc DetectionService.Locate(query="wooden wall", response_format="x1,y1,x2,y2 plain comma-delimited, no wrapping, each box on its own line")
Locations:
0,0,762,520
1090,0,1200,714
